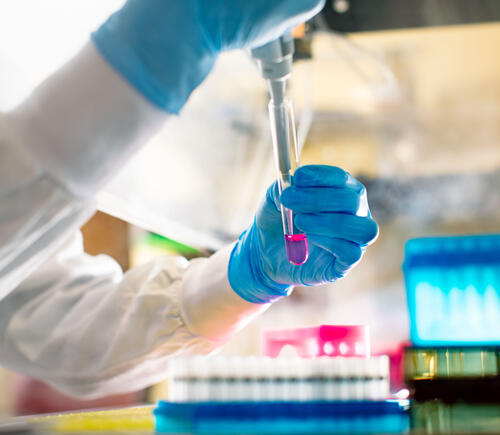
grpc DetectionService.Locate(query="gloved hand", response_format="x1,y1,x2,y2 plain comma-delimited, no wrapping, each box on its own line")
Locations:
228,165,379,303
91,0,325,113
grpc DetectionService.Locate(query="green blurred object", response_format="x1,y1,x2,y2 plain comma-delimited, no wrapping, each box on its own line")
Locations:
412,400,500,434
405,347,500,432
404,347,500,380
130,232,207,268
404,346,500,404
142,232,204,258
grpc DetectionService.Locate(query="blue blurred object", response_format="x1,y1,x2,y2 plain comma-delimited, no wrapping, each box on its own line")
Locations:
403,234,500,346
154,400,409,434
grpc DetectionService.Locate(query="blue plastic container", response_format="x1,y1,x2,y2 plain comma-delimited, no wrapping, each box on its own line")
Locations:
403,234,500,346
154,400,410,434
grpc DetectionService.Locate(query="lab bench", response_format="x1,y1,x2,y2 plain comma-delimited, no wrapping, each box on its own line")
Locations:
0,400,498,435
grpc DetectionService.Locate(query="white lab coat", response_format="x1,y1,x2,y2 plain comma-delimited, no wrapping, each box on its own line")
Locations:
0,43,268,398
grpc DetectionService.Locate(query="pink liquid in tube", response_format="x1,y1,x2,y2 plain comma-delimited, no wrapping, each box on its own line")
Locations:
285,233,309,266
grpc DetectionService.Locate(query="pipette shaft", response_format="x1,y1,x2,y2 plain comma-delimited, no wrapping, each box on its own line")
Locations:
252,33,309,266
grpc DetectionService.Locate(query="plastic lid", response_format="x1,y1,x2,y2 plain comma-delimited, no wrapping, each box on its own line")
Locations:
404,234,500,269
263,325,370,358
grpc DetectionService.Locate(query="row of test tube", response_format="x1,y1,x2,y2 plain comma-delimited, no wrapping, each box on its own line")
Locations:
167,356,390,403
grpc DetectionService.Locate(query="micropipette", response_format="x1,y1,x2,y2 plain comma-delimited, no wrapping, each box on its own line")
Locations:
252,33,309,266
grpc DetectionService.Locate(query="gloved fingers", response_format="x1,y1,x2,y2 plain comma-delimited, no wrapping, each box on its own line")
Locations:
292,165,372,217
259,0,326,30
307,235,363,266
295,213,379,246
256,181,285,231
265,181,282,212
295,250,338,285
241,0,325,50
294,165,364,191
321,258,350,282
314,255,357,282
281,186,360,214
304,236,364,281
278,0,326,17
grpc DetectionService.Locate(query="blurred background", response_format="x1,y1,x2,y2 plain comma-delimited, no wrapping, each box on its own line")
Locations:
0,0,499,417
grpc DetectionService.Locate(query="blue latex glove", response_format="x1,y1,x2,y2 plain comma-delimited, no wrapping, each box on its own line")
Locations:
92,0,325,113
228,165,379,303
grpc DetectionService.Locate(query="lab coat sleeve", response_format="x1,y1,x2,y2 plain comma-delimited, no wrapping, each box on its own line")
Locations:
0,40,167,298
0,41,269,398
0,234,267,399
5,42,168,198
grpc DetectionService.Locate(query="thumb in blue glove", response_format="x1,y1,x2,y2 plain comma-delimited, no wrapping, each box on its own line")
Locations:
92,0,326,113
228,165,379,304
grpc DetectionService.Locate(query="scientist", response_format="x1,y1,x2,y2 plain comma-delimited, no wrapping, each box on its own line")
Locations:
0,0,378,398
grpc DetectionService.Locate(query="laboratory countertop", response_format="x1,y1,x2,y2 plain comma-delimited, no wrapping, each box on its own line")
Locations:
0,405,155,434
1,404,498,435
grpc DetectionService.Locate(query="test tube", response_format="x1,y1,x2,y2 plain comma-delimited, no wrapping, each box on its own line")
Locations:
268,99,309,266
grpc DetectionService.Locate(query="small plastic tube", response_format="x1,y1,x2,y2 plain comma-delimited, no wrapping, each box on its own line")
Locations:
268,99,309,266
196,357,210,402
